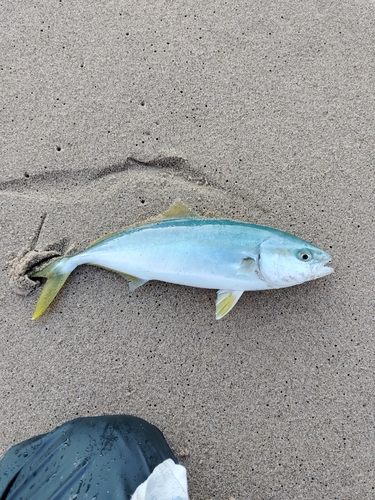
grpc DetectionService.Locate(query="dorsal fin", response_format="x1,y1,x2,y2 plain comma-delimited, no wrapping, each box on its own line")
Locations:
87,201,199,249
160,201,198,220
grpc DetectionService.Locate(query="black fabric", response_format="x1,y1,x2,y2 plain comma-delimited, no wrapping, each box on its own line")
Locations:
0,415,177,500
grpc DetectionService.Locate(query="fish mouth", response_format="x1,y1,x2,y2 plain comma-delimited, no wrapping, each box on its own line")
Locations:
319,265,334,277
314,257,334,277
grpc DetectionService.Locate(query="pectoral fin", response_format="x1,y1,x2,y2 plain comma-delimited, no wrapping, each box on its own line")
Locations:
216,290,244,319
237,257,256,275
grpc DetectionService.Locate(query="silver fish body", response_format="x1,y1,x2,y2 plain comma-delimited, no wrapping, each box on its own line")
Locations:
31,204,333,319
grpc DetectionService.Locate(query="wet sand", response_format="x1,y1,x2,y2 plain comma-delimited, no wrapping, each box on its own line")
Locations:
1,1,375,498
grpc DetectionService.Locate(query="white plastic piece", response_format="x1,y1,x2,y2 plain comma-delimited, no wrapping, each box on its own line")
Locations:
131,459,189,500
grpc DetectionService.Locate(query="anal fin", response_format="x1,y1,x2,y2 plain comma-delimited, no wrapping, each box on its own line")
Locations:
216,290,244,320
118,272,149,292
91,264,149,292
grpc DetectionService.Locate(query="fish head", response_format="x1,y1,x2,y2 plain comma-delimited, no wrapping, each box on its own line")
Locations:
258,235,334,288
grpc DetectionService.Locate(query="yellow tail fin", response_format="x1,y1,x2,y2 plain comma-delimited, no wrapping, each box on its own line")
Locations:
31,258,71,319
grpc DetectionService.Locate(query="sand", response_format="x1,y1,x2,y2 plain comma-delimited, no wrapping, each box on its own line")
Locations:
1,1,375,498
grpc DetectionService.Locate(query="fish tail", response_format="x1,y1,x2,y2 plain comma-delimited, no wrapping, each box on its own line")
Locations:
30,256,75,319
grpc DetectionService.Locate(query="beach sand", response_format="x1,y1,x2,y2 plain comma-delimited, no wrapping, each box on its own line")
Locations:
1,1,375,498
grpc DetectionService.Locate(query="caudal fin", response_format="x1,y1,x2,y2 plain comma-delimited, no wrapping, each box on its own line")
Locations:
30,257,72,319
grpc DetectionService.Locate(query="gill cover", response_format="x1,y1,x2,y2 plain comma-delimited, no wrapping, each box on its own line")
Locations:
258,238,326,288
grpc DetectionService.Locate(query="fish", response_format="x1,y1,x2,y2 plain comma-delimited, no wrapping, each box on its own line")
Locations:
30,202,334,320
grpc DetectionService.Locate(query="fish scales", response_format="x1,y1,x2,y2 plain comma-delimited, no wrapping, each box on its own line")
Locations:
79,219,273,291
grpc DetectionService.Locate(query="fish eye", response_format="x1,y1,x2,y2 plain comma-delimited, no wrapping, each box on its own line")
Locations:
298,249,313,262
